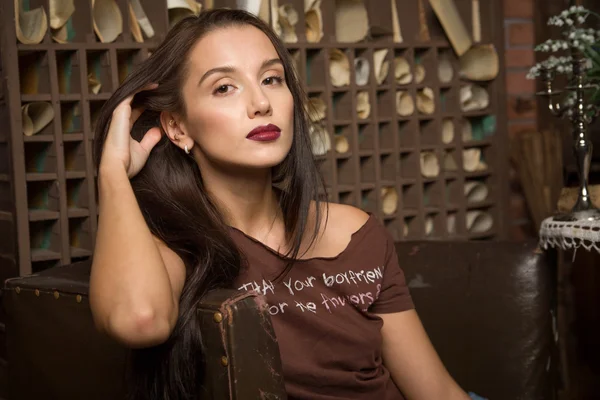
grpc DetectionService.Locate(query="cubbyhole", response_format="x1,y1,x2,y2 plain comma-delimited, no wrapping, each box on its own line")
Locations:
64,141,87,172
398,120,417,148
419,119,438,147
334,124,352,155
53,0,92,42
21,101,55,137
414,48,435,85
360,189,377,214
402,183,420,210
27,180,59,212
466,208,494,235
25,142,57,174
380,153,397,182
316,159,333,187
396,90,415,118
372,48,391,85
443,149,459,172
19,51,50,94
357,123,375,151
56,50,81,94
354,48,371,86
465,177,491,205
336,158,355,186
437,48,456,85
399,151,419,179
403,216,417,239
423,180,443,207
69,217,93,259
446,178,462,207
441,118,455,144
329,48,351,88
332,90,353,121
29,219,62,261
306,49,327,88
90,100,107,134
446,212,458,236
117,49,147,84
381,186,398,216
416,87,436,115
376,90,394,119
338,190,356,207
86,50,112,95
356,90,371,120
460,83,491,113
394,49,413,86
378,122,394,151
424,212,442,237
420,150,440,179
440,87,460,114
462,146,490,173
60,101,82,133
466,115,497,142
359,156,376,183
67,178,91,213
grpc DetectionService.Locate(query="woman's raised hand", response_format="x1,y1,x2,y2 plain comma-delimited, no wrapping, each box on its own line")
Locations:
100,83,162,178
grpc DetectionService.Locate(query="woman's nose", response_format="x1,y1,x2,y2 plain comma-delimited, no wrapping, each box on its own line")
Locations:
247,86,272,118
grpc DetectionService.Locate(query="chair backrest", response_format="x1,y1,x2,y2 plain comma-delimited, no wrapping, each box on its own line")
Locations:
396,241,558,400
3,261,287,400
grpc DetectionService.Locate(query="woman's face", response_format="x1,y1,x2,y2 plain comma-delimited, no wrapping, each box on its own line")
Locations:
179,25,294,171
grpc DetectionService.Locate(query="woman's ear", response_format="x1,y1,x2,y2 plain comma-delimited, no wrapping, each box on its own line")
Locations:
160,112,181,143
160,112,194,154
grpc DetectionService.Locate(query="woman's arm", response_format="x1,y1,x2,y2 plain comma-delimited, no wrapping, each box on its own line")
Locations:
90,164,186,348
90,90,186,349
377,310,470,400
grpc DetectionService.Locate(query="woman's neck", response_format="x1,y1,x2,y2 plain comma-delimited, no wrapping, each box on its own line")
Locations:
200,163,282,238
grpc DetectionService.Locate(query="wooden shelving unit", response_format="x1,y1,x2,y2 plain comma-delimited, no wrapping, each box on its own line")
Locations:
0,0,509,276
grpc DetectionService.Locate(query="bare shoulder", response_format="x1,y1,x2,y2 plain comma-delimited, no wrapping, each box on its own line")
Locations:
306,202,370,258
322,202,370,235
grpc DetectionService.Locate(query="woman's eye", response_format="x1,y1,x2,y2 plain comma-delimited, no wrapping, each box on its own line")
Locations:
263,76,283,85
215,85,231,94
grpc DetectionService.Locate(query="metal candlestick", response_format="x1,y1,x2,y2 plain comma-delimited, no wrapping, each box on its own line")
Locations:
538,50,600,221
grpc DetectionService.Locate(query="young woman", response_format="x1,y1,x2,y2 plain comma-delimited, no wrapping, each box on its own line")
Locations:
89,8,470,400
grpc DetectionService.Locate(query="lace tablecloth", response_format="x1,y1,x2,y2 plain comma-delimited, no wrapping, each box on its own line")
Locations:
539,216,600,253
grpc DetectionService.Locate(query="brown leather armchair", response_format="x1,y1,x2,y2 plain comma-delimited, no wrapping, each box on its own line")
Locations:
3,241,559,400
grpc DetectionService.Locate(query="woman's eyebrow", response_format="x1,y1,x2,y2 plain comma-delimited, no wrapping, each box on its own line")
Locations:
198,58,283,86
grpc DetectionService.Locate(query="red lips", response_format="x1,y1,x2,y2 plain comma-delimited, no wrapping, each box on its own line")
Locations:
246,124,281,141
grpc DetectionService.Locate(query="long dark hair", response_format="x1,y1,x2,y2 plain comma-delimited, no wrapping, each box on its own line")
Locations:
92,9,326,400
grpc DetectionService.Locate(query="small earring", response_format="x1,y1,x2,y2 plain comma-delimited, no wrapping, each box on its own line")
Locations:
168,119,175,127
184,144,190,154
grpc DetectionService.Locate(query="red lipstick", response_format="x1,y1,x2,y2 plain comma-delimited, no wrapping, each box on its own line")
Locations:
246,124,281,141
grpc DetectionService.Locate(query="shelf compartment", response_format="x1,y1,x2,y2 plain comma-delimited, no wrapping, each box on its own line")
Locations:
56,50,81,94
18,50,51,95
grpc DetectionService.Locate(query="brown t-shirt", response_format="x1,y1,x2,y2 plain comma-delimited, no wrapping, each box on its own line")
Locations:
230,214,414,399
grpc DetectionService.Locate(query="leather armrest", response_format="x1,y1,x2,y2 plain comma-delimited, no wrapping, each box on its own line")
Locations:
3,261,287,400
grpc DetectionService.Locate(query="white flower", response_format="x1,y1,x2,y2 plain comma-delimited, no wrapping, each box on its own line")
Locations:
562,10,569,17
570,6,577,12
566,18,574,25
573,40,579,46
569,31,576,39
578,16,585,24
577,5,585,12
563,42,569,49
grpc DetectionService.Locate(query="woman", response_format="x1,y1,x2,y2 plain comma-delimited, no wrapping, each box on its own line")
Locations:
89,8,470,400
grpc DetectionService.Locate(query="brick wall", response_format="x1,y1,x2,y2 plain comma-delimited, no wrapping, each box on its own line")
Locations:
503,0,538,239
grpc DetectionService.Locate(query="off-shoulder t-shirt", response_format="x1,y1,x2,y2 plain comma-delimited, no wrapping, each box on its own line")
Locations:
230,214,414,399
